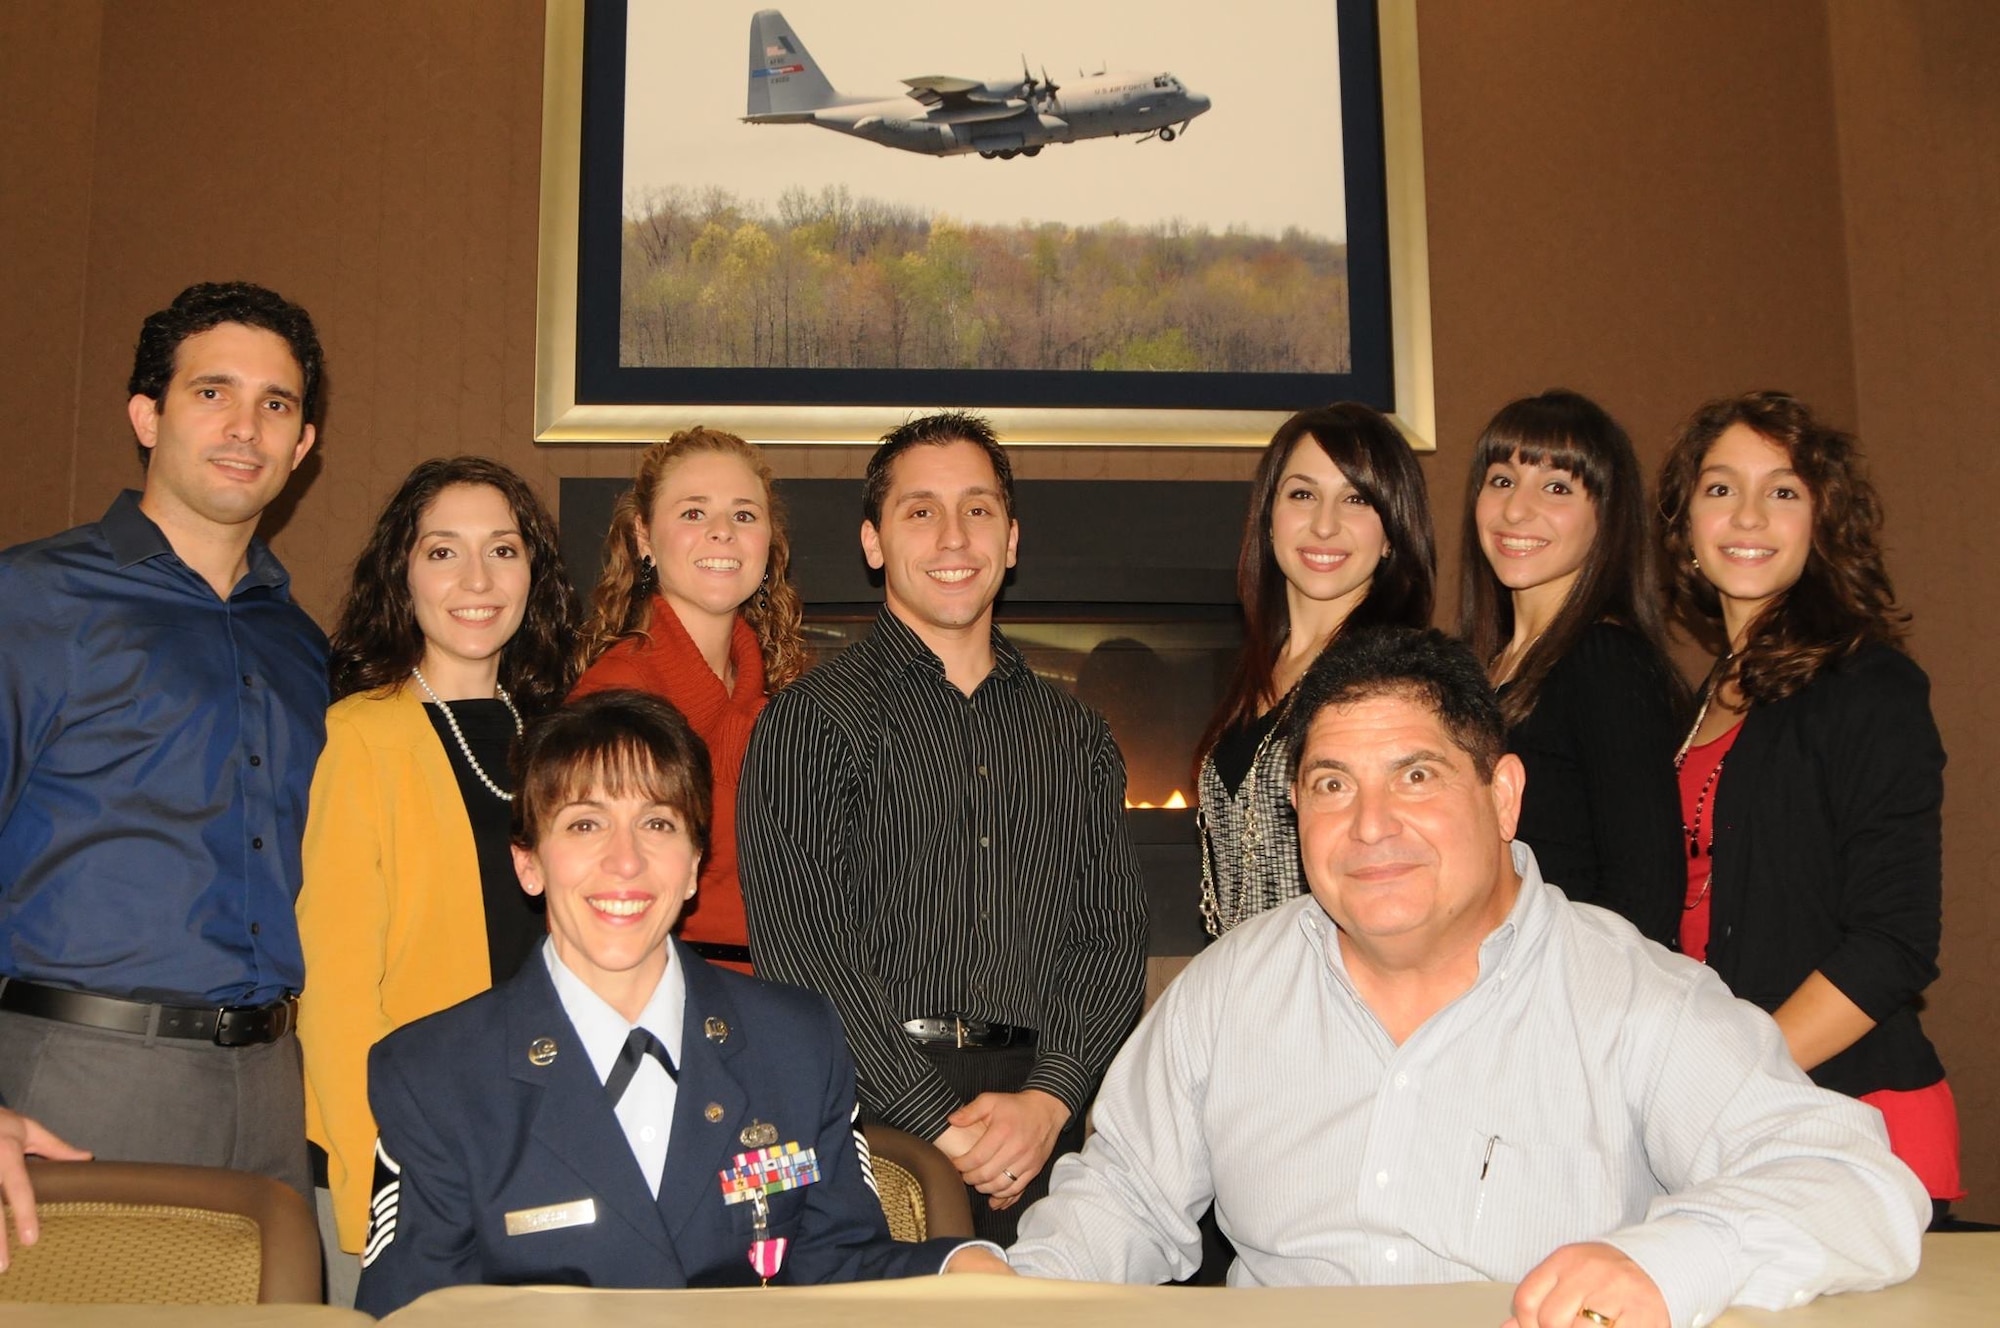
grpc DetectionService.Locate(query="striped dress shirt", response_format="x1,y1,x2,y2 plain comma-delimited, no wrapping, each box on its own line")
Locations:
738,608,1148,1142
1009,843,1928,1328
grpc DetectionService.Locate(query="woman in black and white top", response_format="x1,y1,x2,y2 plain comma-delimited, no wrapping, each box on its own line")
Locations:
1457,390,1686,943
1195,404,1434,937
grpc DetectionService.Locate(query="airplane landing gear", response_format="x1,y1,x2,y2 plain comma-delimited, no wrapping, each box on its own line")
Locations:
980,150,997,159
1023,145,1042,157
1159,126,1176,142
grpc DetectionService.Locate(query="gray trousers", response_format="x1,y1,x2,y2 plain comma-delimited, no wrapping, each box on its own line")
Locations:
0,1008,311,1201
315,1186,361,1307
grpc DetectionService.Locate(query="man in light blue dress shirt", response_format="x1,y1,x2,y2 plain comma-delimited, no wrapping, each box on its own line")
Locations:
1005,629,1928,1328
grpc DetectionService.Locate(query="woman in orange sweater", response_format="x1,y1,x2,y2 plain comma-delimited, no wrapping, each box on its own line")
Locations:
572,429,806,972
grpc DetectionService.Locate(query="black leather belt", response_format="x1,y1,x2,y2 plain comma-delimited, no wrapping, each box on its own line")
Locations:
0,977,297,1047
684,940,754,966
902,1015,1035,1050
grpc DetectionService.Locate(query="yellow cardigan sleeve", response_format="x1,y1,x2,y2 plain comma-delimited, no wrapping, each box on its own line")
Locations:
299,691,502,1251
297,705,400,1253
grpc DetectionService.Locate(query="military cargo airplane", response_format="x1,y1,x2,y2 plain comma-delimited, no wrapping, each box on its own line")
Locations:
742,9,1212,160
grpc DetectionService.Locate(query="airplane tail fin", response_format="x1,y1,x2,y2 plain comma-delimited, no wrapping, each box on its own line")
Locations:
745,9,838,122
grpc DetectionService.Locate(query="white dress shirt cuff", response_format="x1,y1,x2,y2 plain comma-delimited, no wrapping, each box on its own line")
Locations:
1602,1215,1737,1328
938,1240,1009,1273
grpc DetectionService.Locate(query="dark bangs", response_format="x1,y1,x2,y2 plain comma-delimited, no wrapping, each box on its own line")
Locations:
1469,392,1620,500
511,691,713,853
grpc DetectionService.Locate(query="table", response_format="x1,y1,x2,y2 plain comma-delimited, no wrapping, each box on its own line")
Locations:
378,1233,1998,1327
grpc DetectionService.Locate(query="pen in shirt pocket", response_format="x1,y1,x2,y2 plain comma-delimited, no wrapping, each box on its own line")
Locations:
1473,1134,1501,1228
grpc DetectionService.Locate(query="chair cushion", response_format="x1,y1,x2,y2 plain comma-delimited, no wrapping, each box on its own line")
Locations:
0,1202,263,1305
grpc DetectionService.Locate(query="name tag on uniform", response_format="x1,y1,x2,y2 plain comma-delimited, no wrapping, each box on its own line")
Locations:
504,1198,598,1236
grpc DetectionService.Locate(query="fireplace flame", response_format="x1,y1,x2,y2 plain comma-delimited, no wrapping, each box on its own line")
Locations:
1125,790,1190,810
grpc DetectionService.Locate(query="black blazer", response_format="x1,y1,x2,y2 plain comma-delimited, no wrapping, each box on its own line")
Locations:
1503,622,1685,945
355,940,961,1316
1703,644,1946,1098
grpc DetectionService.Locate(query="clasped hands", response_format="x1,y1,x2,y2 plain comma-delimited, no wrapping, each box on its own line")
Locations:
932,1087,1068,1212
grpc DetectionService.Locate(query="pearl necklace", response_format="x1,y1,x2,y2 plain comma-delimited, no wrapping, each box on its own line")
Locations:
411,667,522,802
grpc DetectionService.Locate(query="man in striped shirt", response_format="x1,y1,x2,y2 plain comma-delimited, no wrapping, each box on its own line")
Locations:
739,412,1148,1245
1006,628,1927,1327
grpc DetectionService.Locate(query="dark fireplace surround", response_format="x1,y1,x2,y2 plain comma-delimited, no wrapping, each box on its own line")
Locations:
562,477,1252,960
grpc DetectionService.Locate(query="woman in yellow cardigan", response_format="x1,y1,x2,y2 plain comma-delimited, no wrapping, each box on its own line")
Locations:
296,458,577,1303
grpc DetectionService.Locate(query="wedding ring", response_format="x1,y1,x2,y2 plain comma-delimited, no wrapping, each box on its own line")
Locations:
1003,1169,1019,1182
1577,1310,1616,1327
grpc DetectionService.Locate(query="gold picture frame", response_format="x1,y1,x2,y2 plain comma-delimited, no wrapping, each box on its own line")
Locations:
534,0,1434,448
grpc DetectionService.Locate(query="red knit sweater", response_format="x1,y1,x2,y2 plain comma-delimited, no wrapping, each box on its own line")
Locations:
571,601,767,968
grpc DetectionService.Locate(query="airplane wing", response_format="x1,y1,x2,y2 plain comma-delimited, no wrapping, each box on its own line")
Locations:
901,75,1018,110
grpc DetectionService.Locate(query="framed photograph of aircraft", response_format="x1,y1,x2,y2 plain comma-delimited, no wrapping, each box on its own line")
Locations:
535,0,1433,447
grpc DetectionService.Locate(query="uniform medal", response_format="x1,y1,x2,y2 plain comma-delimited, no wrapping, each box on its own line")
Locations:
719,1141,821,1284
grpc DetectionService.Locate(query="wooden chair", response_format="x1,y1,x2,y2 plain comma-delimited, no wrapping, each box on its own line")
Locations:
0,1159,321,1304
860,1122,975,1241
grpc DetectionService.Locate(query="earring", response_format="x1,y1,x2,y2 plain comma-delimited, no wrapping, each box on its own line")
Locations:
753,571,770,611
637,554,658,594
1691,555,1702,572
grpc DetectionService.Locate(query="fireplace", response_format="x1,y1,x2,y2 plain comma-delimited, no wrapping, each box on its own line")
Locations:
562,476,1253,960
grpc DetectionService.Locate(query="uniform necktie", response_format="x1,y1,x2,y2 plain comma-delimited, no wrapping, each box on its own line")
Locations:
604,1027,677,1107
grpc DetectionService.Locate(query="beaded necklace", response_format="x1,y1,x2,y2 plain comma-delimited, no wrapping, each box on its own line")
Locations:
1674,655,1736,910
411,667,523,802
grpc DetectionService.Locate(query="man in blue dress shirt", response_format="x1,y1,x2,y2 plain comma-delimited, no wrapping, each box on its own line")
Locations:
0,282,329,1228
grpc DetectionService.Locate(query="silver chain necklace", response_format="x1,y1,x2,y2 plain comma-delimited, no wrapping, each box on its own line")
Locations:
411,667,522,802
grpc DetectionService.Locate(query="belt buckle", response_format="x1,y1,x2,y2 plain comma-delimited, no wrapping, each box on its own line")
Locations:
212,1004,255,1047
212,998,291,1048
954,1015,966,1050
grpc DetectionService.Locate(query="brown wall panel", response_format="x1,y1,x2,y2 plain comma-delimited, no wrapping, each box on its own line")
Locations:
1828,0,2000,1219
1415,0,1857,623
0,0,103,542
66,0,567,623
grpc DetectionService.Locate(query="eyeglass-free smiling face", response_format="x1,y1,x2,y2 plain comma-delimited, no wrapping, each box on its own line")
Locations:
1292,693,1524,972
1686,424,1814,644
514,787,700,1020
861,439,1018,643
1475,457,1600,605
638,451,772,628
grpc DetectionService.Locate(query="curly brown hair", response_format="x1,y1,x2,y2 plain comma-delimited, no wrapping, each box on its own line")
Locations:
574,428,806,690
1658,391,1908,705
328,457,579,714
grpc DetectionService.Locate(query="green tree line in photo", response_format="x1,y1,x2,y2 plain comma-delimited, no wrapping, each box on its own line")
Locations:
619,185,1350,374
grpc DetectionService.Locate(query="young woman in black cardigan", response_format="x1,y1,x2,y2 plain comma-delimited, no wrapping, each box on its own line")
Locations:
1458,390,1686,944
1659,390,1961,1220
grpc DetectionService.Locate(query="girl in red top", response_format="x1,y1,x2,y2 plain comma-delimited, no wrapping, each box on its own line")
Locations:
1659,391,1962,1224
572,429,807,973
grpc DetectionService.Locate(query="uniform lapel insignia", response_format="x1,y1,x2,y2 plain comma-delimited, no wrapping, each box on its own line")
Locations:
527,1036,558,1066
704,1016,729,1044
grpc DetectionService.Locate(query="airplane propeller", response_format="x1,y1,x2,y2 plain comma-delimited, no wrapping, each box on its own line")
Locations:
1016,56,1061,113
